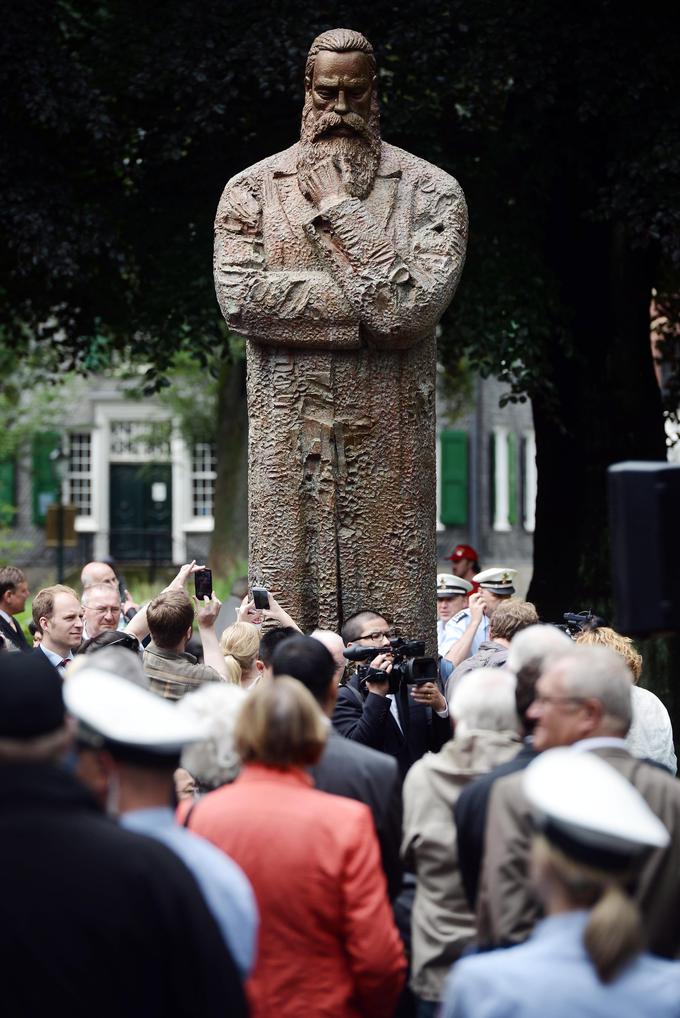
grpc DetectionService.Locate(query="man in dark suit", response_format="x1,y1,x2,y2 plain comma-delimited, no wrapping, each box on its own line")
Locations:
332,611,450,781
0,566,30,652
0,652,248,1017
455,623,572,908
271,633,403,899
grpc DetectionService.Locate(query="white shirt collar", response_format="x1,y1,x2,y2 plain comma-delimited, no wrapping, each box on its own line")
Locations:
0,609,15,627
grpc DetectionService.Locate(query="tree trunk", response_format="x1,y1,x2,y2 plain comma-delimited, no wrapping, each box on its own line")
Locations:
528,216,666,623
209,357,248,575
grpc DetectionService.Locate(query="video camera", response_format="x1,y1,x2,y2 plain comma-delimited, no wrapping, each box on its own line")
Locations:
558,610,606,638
343,636,438,695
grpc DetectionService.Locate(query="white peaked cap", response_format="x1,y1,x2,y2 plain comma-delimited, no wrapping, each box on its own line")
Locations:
523,748,669,859
473,567,517,587
64,666,210,753
436,573,473,595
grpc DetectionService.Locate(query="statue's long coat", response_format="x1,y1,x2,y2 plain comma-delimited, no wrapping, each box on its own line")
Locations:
215,141,467,640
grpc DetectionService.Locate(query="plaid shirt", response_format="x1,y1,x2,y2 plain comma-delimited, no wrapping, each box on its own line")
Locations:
143,643,223,700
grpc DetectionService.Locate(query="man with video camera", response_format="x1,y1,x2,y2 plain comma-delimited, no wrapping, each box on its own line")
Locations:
332,611,451,780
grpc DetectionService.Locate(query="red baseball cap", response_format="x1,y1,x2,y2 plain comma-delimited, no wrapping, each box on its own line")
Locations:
447,544,479,563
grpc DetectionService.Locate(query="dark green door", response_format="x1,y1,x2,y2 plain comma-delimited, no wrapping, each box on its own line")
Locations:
110,464,172,561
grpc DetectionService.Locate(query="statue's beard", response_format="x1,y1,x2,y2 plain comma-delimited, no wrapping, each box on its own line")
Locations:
297,97,382,202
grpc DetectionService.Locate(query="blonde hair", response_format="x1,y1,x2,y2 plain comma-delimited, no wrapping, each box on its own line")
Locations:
532,835,642,983
575,627,642,683
235,676,327,768
219,622,260,685
489,600,539,641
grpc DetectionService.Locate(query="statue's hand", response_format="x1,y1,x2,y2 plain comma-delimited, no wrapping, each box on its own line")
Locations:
305,156,349,214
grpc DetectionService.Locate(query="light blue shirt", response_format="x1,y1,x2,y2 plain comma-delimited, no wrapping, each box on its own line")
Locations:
121,806,258,977
441,911,680,1018
439,610,489,658
38,644,73,676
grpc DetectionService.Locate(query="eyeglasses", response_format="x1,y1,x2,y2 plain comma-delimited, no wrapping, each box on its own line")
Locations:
84,605,121,615
532,695,589,709
358,629,395,642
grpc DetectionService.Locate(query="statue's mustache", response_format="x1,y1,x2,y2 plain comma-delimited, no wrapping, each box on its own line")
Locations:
311,111,371,142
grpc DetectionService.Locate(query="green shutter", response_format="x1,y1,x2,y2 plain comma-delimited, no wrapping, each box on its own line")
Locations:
440,430,468,526
0,460,16,526
508,432,518,526
32,432,61,525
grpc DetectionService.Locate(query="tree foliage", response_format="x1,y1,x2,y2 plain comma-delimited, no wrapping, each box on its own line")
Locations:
3,1,678,395
2,0,680,611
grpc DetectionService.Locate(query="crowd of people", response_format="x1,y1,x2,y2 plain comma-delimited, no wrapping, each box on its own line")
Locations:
0,549,679,1017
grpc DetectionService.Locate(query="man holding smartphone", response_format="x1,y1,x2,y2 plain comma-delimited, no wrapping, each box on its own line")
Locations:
143,587,228,701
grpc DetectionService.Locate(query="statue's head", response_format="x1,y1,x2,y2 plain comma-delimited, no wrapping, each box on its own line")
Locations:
298,29,381,201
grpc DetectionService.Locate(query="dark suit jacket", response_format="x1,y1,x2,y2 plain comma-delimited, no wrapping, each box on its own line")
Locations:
0,763,247,1017
331,674,450,781
454,740,537,909
477,745,680,958
0,614,30,652
310,728,403,899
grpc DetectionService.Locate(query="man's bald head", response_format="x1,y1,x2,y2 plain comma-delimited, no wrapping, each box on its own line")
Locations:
311,629,346,684
81,562,118,591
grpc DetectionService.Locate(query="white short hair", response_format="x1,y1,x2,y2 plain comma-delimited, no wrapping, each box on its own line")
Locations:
506,624,572,676
177,683,247,789
553,646,633,734
450,668,520,735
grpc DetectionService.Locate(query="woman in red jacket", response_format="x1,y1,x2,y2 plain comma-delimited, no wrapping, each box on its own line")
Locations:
185,676,406,1018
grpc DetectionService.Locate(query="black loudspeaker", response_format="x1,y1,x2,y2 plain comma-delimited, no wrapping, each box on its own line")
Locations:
608,461,680,636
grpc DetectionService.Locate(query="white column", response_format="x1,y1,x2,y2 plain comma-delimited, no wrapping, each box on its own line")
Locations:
523,430,537,532
92,411,110,560
172,431,190,564
435,431,445,531
493,427,511,532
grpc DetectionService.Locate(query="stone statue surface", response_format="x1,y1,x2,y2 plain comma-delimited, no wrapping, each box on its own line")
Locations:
214,28,468,641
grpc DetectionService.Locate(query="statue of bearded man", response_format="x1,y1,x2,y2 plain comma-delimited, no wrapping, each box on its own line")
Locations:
215,28,468,641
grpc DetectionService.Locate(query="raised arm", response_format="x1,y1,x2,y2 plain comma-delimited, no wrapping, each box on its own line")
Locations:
125,561,204,643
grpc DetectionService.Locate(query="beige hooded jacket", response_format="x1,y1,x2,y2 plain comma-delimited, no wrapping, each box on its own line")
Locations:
402,729,521,1002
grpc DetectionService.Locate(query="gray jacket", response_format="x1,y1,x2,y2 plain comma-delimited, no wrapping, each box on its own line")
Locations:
445,641,508,702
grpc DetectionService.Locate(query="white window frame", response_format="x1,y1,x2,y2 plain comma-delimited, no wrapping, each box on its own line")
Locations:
189,443,217,524
64,431,94,523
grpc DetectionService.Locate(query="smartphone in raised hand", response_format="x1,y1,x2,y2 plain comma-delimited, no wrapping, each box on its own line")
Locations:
251,586,270,610
194,568,213,601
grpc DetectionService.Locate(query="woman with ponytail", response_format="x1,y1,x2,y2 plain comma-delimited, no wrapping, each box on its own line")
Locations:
441,749,680,1018
219,621,263,689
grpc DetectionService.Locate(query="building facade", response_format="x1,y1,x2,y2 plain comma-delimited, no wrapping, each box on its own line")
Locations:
1,372,535,591
0,378,216,574
436,374,535,596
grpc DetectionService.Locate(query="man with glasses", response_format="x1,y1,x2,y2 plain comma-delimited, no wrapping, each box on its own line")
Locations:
332,610,450,780
476,645,680,958
81,583,122,640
